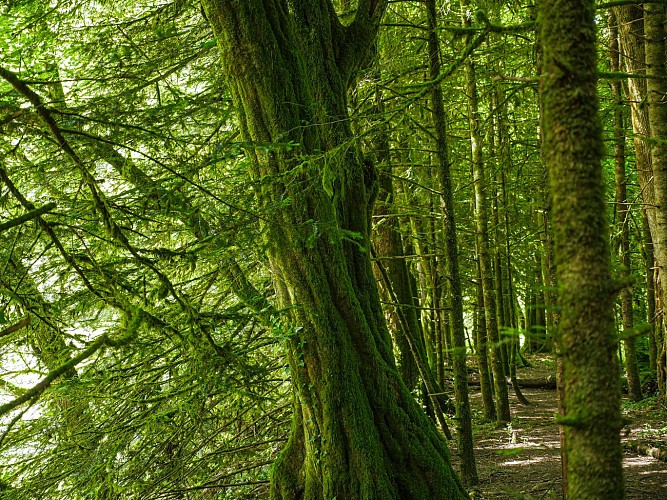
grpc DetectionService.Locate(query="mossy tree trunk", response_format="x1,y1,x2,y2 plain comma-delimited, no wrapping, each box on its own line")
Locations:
535,11,566,491
610,12,642,402
461,0,511,424
644,0,667,407
426,0,477,486
540,0,625,497
201,2,467,498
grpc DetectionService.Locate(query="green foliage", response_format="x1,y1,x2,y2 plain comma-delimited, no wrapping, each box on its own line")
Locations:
0,0,658,496
0,1,288,497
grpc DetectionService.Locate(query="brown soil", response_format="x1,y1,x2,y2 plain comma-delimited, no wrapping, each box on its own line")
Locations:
452,359,667,499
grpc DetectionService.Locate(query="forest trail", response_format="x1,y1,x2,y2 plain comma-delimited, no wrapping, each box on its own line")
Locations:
459,384,667,499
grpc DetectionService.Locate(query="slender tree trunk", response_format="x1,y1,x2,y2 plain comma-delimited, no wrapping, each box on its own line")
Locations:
657,282,666,396
202,3,467,498
372,84,420,389
461,0,510,425
537,206,556,353
540,0,625,497
611,13,642,402
491,116,529,405
475,264,497,422
534,253,547,348
426,0,477,485
644,209,658,373
644,0,667,407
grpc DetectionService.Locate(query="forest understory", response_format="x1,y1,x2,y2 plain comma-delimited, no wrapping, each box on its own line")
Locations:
459,358,667,499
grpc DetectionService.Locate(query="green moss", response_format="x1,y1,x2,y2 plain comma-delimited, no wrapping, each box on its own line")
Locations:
201,2,469,498
540,0,625,497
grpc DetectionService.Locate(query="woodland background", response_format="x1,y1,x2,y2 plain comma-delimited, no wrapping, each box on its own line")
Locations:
0,0,665,498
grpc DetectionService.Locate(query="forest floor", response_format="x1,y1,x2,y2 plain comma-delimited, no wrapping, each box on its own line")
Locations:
457,357,667,499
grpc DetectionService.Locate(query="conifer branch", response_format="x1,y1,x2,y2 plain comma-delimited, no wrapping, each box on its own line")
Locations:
0,202,57,233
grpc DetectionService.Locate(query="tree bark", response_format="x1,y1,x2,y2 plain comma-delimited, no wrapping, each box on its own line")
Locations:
426,0,477,485
644,209,658,373
644,0,667,407
475,266,497,422
540,0,625,497
610,12,642,402
201,2,467,498
461,0,511,425
614,5,654,232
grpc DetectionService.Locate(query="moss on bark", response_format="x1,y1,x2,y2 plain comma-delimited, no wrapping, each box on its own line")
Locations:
644,0,667,408
201,1,468,498
540,0,625,497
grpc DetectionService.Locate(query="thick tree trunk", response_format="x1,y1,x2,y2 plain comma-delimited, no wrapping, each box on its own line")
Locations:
202,2,467,498
535,10,566,492
540,0,625,497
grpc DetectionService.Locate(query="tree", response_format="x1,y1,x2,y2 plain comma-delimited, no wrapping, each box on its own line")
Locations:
540,0,625,497
609,12,641,402
644,0,667,405
461,0,511,424
201,1,467,498
426,0,477,485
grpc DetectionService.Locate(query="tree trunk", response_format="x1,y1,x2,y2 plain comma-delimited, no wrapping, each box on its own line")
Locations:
644,209,658,373
535,8,566,492
426,0,477,485
610,12,642,402
372,83,420,389
490,115,529,405
614,5,654,231
202,2,467,498
461,0,511,425
644,0,667,407
540,0,625,497
475,265,497,422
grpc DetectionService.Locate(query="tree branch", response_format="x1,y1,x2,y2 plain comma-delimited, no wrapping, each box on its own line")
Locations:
0,316,31,338
0,310,142,418
0,202,56,233
337,0,389,82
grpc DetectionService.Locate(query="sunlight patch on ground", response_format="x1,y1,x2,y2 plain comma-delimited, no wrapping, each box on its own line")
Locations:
623,455,667,473
624,456,656,467
502,456,550,467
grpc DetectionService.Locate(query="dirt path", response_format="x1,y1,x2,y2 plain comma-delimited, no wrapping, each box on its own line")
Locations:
459,388,667,499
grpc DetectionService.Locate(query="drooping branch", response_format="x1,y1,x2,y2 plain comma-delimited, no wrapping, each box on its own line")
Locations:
0,202,56,233
0,309,143,419
0,316,31,338
0,66,198,316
